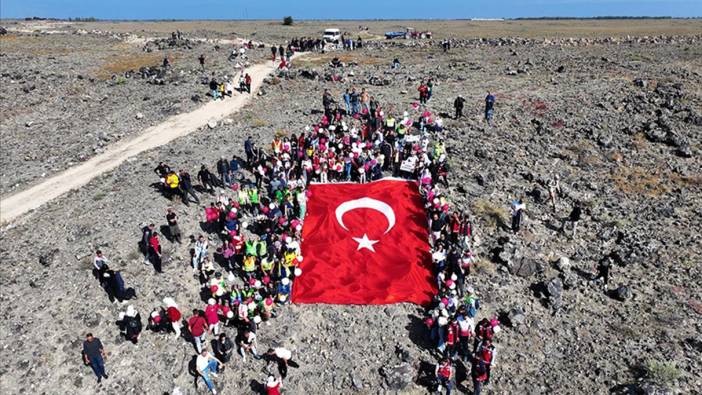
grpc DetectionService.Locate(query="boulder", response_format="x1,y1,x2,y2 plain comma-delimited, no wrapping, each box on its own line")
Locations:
614,285,632,301
380,362,414,391
546,277,563,300
508,307,526,327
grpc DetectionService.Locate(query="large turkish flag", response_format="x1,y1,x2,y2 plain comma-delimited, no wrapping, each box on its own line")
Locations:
292,179,436,305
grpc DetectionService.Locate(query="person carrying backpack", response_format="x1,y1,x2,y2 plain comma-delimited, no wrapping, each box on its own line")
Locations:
121,305,143,344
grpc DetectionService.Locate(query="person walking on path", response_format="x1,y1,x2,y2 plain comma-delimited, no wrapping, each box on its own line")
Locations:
83,333,108,383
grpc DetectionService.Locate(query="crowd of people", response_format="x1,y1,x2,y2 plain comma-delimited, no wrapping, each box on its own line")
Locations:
82,37,504,394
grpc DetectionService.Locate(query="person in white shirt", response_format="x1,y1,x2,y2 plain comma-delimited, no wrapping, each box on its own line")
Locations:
265,347,294,379
196,350,223,394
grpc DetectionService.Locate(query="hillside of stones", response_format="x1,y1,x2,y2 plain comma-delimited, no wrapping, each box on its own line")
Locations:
0,34,701,394
0,31,266,194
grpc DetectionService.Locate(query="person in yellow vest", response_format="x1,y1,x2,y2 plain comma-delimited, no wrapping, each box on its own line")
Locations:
165,171,181,200
243,254,257,280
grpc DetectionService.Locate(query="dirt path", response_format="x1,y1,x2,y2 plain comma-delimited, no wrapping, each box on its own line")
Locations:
0,59,287,224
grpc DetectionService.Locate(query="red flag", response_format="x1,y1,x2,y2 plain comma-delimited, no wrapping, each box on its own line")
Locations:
292,179,435,305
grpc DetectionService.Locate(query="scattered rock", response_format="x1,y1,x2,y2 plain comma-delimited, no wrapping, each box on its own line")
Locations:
614,284,632,301
507,307,526,327
207,120,217,129
135,112,144,120
380,362,413,391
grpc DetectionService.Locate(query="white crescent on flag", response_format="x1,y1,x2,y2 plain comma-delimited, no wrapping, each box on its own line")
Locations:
335,197,396,234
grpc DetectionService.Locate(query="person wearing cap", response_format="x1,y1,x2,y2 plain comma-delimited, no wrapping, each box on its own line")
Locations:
265,347,294,379
266,375,282,395
83,333,108,383
276,277,291,304
205,299,221,335
188,310,209,353
196,349,223,394
213,333,234,363
236,328,260,362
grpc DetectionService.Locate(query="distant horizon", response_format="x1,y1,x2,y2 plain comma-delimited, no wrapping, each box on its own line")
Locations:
4,16,701,22
1,0,700,20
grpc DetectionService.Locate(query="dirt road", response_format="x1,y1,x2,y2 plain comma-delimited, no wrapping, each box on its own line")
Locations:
0,59,285,224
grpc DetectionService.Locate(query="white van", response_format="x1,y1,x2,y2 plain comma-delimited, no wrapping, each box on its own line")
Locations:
323,28,341,44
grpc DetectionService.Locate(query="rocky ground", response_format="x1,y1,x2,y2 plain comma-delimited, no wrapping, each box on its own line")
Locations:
0,27,267,194
0,21,701,395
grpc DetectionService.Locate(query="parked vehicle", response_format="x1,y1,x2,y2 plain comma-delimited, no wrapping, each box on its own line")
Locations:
323,28,342,44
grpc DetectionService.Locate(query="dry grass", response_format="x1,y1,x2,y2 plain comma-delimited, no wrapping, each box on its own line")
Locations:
611,165,702,197
251,118,270,128
95,52,165,80
471,199,509,229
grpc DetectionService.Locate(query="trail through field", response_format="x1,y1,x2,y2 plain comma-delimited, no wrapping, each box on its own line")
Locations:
0,58,288,224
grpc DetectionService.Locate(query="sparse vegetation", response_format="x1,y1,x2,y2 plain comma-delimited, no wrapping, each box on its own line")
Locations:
283,16,294,26
472,199,509,229
644,360,682,385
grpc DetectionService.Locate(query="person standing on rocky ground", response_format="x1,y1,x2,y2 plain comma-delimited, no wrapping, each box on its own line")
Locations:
561,201,582,238
484,91,495,126
454,95,465,119
278,45,284,61
162,55,170,69
471,354,489,395
198,54,205,72
93,249,109,279
270,45,277,63
360,88,370,112
179,169,200,205
141,223,155,265
149,231,163,273
418,81,429,104
166,207,182,243
594,256,611,290
244,136,255,168
244,73,252,93
213,333,234,363
188,309,209,353
198,165,216,193
322,89,334,119
427,78,434,101
547,174,560,213
196,349,223,395
209,74,220,100
435,357,453,395
82,333,108,383
510,198,526,234
343,89,351,114
205,298,221,335
216,156,231,187
265,347,294,379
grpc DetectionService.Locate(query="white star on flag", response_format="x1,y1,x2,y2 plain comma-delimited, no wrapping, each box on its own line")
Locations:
352,234,379,252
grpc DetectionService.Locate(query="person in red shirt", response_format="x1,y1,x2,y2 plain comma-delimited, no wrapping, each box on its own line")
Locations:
418,82,429,104
148,232,162,273
244,73,252,93
188,310,209,353
164,297,182,339
265,375,281,395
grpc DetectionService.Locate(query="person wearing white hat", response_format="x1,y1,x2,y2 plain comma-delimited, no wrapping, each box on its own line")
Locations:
164,298,182,339
205,299,221,335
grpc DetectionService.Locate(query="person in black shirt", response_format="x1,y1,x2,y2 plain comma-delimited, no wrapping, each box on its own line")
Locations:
141,223,155,265
213,333,235,363
166,208,182,243
561,202,582,238
198,165,215,193
198,54,205,71
83,333,108,382
454,95,466,119
179,170,200,204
